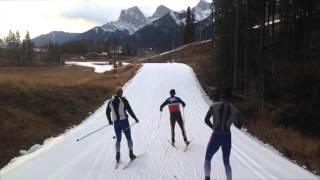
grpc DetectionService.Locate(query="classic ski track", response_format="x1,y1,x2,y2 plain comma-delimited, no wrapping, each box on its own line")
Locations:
1,63,318,180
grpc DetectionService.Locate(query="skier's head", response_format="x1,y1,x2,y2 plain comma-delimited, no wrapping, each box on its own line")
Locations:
221,88,232,100
170,89,176,97
115,87,123,97
213,89,221,102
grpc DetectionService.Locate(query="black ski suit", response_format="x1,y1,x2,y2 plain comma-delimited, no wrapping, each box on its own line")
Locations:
160,96,188,143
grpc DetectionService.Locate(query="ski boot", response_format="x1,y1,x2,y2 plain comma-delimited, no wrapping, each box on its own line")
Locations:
204,176,210,180
129,150,136,160
184,139,190,146
171,139,175,147
116,152,120,163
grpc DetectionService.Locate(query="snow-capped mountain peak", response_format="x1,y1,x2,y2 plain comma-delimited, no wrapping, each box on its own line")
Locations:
193,0,211,21
118,6,146,25
195,0,211,11
102,6,147,35
152,5,172,19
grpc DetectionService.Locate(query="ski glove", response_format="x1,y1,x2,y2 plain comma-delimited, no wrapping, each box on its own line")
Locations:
135,118,139,123
160,107,163,112
108,120,113,125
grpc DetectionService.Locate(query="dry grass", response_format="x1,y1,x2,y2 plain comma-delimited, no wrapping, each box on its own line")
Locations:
238,101,320,174
0,64,140,168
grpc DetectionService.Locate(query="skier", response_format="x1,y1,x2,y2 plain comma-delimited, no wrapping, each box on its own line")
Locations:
204,88,242,180
106,87,139,163
160,89,190,146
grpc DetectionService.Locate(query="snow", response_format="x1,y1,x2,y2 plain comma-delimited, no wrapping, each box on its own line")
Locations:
152,5,172,19
64,61,130,73
0,63,318,180
19,144,42,156
65,61,114,73
169,12,183,25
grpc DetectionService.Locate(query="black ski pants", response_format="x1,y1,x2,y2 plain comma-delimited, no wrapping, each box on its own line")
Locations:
170,112,187,143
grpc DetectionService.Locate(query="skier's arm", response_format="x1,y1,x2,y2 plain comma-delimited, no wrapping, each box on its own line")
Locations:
233,113,242,129
106,101,113,125
176,97,186,108
204,106,214,129
123,98,138,122
160,98,169,111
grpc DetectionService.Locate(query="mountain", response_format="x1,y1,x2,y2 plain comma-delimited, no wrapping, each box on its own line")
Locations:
32,0,213,48
33,31,79,47
74,26,129,42
126,13,212,52
126,12,182,51
102,6,147,35
193,0,211,21
152,5,172,20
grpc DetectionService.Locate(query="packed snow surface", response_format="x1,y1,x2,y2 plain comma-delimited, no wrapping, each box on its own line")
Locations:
1,63,318,180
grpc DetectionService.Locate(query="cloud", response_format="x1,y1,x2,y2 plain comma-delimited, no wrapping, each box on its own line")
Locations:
61,2,119,24
59,0,201,25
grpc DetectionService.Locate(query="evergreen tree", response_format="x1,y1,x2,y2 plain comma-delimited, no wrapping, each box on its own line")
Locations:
15,31,21,49
212,0,234,90
182,7,196,44
6,30,15,50
47,41,61,64
21,31,34,64
0,38,4,48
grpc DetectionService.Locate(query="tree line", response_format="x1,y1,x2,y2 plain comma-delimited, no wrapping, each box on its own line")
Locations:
59,38,138,56
0,30,63,65
1,30,34,65
210,0,320,135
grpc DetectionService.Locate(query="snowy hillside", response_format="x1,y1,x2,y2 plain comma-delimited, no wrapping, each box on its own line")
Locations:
1,63,317,180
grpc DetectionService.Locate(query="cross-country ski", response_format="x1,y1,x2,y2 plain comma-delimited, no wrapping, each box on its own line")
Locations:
122,153,144,170
183,140,192,152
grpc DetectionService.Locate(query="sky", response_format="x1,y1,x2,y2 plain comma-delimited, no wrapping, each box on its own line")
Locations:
0,0,203,39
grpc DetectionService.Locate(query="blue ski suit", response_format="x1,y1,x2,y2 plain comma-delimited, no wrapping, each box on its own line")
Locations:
204,100,242,180
106,96,138,153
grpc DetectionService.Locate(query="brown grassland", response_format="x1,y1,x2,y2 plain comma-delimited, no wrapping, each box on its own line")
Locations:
0,64,140,168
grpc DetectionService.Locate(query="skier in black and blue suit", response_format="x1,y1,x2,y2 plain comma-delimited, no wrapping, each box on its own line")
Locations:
204,88,242,180
106,87,139,163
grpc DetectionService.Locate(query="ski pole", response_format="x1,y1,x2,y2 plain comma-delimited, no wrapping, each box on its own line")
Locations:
112,122,137,139
157,112,162,128
182,107,188,136
76,124,111,142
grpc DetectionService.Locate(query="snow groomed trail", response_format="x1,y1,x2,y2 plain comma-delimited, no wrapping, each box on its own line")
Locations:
0,63,318,180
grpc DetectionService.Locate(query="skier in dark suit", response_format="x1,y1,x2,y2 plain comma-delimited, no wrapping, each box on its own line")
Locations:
160,89,190,146
204,88,242,180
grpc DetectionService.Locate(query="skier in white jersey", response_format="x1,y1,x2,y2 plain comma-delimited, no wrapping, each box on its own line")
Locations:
106,87,139,163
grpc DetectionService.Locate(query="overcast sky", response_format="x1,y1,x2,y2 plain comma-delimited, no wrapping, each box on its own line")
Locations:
0,0,204,39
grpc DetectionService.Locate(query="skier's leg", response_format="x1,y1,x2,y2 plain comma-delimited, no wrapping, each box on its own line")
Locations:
122,119,133,151
222,133,232,180
176,113,188,142
170,115,176,143
114,121,122,161
204,132,221,179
